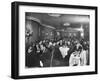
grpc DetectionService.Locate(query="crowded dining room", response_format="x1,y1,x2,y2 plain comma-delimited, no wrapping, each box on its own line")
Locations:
25,12,90,68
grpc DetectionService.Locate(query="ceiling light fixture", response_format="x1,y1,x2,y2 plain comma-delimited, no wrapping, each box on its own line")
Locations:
48,13,61,17
63,23,70,26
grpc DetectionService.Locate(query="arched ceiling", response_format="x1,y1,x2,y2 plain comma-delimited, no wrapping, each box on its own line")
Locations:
26,12,89,29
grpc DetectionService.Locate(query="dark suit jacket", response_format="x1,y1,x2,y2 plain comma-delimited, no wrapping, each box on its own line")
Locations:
26,46,41,67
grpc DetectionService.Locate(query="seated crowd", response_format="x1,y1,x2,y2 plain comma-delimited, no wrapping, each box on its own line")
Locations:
26,37,89,68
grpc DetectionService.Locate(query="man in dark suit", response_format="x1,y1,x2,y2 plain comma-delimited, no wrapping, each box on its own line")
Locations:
26,44,41,68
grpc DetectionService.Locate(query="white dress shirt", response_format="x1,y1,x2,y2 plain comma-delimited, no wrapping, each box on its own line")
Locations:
59,46,69,58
